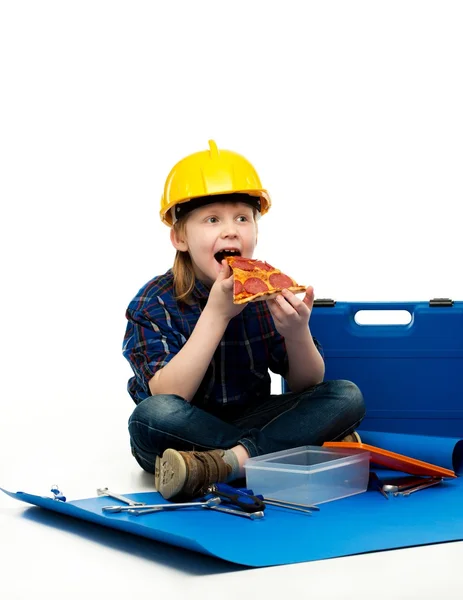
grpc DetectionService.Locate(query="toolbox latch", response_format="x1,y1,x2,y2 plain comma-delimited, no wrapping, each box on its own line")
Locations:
313,299,336,307
429,298,454,307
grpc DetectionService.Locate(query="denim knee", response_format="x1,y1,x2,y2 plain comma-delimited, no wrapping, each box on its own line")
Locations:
129,394,183,427
335,379,366,423
128,394,185,453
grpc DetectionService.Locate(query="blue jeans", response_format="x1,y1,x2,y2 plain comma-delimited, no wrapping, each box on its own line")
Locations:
128,380,365,473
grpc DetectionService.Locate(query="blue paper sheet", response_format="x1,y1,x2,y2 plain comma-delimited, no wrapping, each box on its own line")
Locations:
2,433,463,567
2,479,463,567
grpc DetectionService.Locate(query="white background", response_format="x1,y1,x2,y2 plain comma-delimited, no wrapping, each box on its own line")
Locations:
1,1,462,599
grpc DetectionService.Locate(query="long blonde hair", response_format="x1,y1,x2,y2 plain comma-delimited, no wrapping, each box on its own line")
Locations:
171,206,259,304
171,217,196,304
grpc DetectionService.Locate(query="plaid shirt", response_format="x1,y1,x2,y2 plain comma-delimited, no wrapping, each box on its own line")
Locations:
123,268,320,408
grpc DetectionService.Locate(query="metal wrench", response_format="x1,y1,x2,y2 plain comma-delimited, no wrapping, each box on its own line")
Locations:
102,497,221,513
264,497,320,511
129,502,263,520
394,478,443,497
262,501,313,514
382,476,432,494
97,487,145,507
128,496,222,515
208,505,264,520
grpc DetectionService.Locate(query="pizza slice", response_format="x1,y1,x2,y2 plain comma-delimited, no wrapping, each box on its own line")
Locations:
225,256,306,304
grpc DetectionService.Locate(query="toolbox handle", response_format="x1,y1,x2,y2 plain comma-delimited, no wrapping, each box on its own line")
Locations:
344,304,417,336
347,302,420,332
346,302,415,326
353,309,412,325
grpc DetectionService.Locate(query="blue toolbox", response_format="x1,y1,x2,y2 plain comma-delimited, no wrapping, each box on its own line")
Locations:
283,298,463,437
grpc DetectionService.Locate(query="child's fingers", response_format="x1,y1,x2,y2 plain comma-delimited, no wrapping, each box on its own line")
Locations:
216,260,231,280
219,260,234,290
303,286,315,311
222,276,234,291
280,289,309,316
267,298,285,322
276,292,298,315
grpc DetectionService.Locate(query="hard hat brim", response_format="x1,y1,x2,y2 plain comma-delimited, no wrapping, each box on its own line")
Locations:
161,190,271,226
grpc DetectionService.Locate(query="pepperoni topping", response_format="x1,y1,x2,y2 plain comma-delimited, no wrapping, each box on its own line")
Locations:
269,273,294,289
253,260,274,272
244,277,269,295
234,280,244,296
229,257,276,272
229,257,256,271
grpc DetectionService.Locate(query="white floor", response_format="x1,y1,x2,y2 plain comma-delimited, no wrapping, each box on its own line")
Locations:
1,383,462,600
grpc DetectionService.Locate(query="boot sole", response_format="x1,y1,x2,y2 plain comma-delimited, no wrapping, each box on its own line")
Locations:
351,431,362,443
154,455,161,492
157,448,187,499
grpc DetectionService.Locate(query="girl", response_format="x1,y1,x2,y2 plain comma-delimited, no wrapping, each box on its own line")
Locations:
123,140,365,500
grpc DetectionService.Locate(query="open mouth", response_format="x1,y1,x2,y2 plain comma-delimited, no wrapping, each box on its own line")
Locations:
214,249,241,263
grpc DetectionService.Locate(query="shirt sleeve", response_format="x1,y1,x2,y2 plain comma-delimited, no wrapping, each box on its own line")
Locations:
122,300,183,396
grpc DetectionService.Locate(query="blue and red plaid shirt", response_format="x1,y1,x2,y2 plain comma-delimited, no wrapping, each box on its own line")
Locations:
123,268,320,408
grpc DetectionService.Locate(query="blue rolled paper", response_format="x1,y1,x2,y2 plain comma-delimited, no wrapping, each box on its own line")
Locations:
358,431,463,474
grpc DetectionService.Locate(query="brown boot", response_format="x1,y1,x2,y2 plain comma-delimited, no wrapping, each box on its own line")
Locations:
156,448,232,500
340,431,362,443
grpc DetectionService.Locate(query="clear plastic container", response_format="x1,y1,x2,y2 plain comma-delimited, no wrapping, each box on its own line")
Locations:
244,445,370,505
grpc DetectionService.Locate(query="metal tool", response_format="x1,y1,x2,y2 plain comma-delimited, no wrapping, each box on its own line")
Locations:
213,483,319,514
262,501,313,515
129,507,173,516
102,497,221,514
97,487,145,507
208,505,264,520
130,504,263,519
213,484,319,513
263,497,320,511
381,476,432,494
207,483,266,513
394,478,443,497
50,485,66,502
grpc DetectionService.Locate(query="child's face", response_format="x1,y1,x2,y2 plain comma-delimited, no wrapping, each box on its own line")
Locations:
172,201,258,286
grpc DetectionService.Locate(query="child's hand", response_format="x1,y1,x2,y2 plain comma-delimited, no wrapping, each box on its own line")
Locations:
266,286,314,342
206,260,246,322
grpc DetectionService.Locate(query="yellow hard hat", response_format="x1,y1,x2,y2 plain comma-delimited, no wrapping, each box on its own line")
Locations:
160,140,271,226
